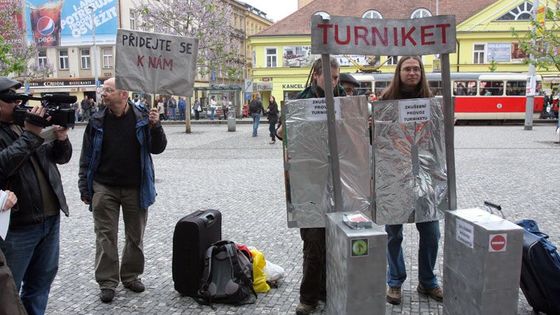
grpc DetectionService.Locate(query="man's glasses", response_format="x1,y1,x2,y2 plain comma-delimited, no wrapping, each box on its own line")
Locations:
101,87,116,93
0,91,23,105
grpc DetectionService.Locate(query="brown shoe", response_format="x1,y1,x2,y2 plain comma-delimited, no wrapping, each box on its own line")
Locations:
417,284,443,302
295,302,317,315
123,279,145,293
386,286,401,305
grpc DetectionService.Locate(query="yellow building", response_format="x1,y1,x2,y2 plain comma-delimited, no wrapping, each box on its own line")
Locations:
249,0,560,105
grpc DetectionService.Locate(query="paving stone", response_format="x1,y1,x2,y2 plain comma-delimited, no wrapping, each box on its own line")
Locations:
45,123,558,314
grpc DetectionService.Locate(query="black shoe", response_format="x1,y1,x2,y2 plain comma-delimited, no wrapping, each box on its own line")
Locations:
100,288,115,303
123,279,145,292
295,302,317,315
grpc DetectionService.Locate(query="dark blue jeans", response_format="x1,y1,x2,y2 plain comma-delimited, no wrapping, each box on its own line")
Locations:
252,113,261,136
1,215,60,315
385,220,440,289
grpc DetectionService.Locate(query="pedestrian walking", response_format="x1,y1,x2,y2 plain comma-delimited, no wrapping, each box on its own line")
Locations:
194,99,201,120
0,77,72,315
267,95,279,144
379,56,444,306
249,94,264,137
178,97,186,120
209,96,217,120
78,77,167,303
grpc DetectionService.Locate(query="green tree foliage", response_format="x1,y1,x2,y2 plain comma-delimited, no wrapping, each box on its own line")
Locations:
514,7,560,72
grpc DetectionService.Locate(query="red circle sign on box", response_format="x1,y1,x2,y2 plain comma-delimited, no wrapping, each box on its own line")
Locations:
489,234,507,252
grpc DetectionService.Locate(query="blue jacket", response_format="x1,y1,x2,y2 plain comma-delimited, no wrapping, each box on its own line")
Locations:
78,102,167,209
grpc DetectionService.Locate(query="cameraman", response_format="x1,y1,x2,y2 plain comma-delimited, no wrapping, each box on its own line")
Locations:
0,77,72,315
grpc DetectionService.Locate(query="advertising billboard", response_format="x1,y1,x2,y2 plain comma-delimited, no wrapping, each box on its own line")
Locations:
25,0,117,47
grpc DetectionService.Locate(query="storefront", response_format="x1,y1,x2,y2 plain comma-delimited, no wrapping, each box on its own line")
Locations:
23,78,105,104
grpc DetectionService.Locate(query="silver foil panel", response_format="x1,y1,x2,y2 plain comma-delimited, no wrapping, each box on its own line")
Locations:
326,212,387,315
371,98,447,224
284,96,371,228
443,208,523,315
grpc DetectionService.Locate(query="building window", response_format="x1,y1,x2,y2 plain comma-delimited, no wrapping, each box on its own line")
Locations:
387,55,399,65
473,44,486,64
252,49,256,67
37,50,47,68
58,49,69,70
314,11,330,20
411,8,432,19
129,9,136,30
266,48,277,68
497,1,533,21
102,48,113,68
362,10,383,19
80,48,90,69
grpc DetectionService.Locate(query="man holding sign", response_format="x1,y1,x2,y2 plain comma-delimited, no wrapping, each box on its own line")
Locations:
78,78,167,303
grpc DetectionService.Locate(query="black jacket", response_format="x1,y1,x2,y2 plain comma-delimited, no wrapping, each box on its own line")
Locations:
0,123,72,227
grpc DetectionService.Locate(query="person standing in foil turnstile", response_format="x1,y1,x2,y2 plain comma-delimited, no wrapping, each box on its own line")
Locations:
286,57,346,315
379,56,444,305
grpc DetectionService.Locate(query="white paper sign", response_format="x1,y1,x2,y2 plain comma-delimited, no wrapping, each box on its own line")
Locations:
304,98,342,121
398,99,431,123
115,29,199,96
456,218,474,248
0,190,10,240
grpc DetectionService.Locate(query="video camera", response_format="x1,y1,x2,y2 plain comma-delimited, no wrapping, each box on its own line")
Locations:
0,92,76,128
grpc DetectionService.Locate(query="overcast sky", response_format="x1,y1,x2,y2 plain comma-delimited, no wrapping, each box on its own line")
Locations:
241,0,299,22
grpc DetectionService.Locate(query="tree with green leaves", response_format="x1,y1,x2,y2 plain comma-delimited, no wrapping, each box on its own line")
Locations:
0,0,51,79
513,6,560,72
136,0,243,81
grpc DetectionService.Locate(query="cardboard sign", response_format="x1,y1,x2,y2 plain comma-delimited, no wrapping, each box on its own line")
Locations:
311,15,456,56
115,29,199,96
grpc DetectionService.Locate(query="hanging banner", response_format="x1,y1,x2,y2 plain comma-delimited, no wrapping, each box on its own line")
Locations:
115,29,199,96
311,15,456,56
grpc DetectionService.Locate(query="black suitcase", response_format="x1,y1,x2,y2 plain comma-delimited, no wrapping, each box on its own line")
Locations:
172,209,222,297
517,219,560,315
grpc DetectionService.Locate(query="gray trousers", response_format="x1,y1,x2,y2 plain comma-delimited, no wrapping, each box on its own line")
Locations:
92,181,147,289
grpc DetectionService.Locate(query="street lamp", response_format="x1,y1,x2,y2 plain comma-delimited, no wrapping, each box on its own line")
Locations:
88,6,99,99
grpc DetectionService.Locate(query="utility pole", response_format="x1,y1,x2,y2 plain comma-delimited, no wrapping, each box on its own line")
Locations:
89,6,99,101
524,0,540,131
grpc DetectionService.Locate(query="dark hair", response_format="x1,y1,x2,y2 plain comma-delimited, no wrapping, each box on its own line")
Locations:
380,56,431,100
305,57,340,88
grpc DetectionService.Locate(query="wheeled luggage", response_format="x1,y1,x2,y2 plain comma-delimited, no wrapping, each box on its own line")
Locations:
517,219,560,315
172,209,222,297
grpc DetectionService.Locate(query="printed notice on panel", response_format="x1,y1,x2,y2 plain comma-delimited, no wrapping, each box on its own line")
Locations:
398,99,430,123
305,98,342,121
456,218,474,248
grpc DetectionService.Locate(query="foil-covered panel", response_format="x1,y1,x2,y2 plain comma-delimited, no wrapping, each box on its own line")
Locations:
284,96,371,228
372,98,447,224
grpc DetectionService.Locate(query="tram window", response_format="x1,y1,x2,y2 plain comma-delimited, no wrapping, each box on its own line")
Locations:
453,80,477,95
506,81,526,96
429,81,443,96
374,81,389,96
356,81,372,96
479,81,504,96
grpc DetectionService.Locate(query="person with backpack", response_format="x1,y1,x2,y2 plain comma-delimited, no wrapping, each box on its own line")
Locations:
249,94,264,137
266,96,279,144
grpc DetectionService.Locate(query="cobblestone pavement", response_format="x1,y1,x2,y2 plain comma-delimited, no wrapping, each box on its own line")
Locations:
45,123,559,314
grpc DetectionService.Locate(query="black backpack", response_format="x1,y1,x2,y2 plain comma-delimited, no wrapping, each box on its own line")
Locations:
198,240,257,306
249,100,259,113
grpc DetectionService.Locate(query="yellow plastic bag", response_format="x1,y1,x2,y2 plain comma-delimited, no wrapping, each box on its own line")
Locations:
250,248,270,293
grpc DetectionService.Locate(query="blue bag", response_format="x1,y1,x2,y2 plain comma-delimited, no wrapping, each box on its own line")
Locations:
516,219,560,315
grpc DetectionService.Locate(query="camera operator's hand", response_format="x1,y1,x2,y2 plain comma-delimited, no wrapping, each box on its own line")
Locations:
24,105,47,136
148,108,160,128
52,125,68,141
2,190,17,211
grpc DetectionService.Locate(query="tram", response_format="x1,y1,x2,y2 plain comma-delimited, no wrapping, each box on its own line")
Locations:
351,72,545,120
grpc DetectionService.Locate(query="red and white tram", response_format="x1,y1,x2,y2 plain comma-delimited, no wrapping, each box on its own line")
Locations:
352,72,545,120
